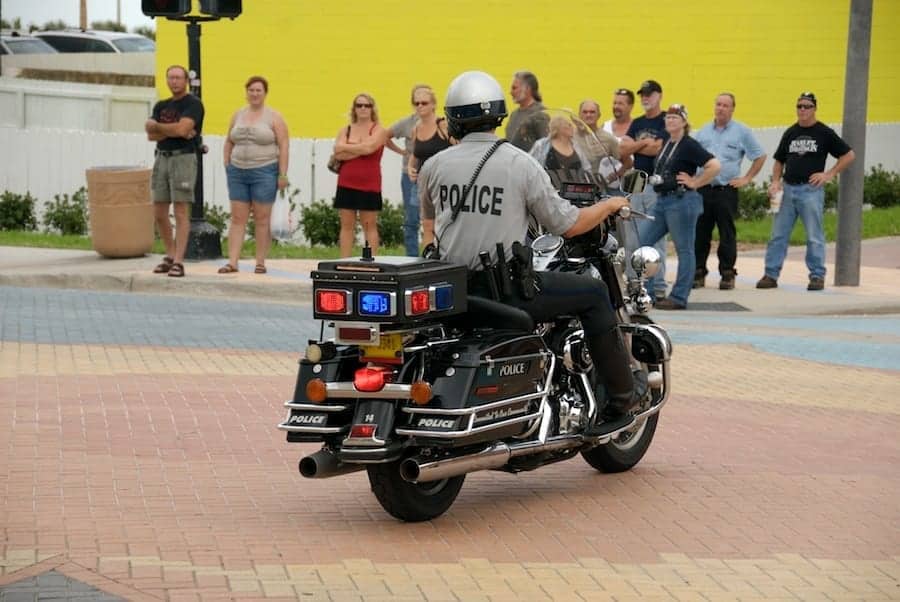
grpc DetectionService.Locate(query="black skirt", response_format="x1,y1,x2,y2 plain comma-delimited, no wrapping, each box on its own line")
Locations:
334,186,383,211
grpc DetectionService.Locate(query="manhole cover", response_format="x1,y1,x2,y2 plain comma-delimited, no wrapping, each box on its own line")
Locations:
0,570,124,601
687,302,750,312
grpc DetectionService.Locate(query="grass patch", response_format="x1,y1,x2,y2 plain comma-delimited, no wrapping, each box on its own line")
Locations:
732,206,900,245
2,207,897,257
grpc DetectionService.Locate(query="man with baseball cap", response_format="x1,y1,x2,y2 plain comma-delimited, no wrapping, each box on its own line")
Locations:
619,79,669,299
757,92,855,291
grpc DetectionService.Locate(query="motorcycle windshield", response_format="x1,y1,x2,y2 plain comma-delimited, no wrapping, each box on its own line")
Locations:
514,108,622,192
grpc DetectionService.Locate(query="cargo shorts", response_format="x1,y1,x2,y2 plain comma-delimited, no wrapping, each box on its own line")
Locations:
152,151,197,203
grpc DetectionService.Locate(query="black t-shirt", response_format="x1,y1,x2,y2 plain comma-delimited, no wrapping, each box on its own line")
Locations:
545,146,583,170
626,114,669,173
151,94,205,151
773,121,851,184
652,136,714,185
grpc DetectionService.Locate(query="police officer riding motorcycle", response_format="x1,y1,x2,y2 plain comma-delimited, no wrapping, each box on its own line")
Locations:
278,71,672,522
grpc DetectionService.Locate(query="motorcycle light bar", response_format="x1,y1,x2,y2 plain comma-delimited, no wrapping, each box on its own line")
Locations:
431,284,455,311
316,289,351,314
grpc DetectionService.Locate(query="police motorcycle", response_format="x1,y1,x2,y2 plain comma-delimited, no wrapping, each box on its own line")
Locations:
277,90,671,523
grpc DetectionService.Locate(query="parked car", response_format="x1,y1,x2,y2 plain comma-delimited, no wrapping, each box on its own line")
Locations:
0,31,59,55
33,30,155,53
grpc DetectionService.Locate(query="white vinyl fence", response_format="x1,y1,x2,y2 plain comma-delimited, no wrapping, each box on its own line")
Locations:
0,123,897,239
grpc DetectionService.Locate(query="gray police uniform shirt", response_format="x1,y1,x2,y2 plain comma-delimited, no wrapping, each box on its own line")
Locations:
418,132,578,271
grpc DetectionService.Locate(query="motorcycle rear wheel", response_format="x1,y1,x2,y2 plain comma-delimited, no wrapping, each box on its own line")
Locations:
581,413,659,473
367,461,466,522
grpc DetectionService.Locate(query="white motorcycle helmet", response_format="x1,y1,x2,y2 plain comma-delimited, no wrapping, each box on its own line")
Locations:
444,71,508,140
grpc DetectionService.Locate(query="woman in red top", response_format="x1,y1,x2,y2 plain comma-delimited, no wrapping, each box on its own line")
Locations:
332,93,387,257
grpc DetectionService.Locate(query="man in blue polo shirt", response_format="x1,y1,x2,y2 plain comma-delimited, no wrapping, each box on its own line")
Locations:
693,93,766,290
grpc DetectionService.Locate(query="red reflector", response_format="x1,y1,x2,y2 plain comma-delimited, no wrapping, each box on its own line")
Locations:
316,290,347,313
410,289,430,315
338,327,372,342
475,385,500,396
350,424,377,438
353,366,392,392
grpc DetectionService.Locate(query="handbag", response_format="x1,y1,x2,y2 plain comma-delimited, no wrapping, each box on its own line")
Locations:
327,125,351,174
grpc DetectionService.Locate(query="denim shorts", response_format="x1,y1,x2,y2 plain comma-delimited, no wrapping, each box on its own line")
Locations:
226,162,278,203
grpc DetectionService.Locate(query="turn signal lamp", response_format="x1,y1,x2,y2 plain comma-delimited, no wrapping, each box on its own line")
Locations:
410,381,432,405
316,289,349,314
305,378,327,402
305,344,323,363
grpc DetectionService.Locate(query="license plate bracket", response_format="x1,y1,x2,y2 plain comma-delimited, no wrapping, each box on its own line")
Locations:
360,333,403,364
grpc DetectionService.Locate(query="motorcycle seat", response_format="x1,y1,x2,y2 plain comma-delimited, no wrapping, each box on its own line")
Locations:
451,295,535,332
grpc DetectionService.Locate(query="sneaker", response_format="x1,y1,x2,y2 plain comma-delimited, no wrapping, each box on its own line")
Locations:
807,276,825,291
719,270,736,290
654,297,686,310
756,275,778,289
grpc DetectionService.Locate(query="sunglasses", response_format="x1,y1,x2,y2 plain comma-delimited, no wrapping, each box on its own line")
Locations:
413,101,431,106
796,104,815,109
355,102,373,108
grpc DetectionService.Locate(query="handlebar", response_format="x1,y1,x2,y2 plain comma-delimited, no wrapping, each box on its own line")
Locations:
618,205,654,221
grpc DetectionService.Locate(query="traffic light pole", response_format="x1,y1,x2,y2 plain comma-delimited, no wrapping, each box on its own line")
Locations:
181,17,222,260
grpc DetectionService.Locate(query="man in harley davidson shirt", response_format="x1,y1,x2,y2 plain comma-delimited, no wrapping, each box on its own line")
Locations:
418,70,646,427
757,92,854,292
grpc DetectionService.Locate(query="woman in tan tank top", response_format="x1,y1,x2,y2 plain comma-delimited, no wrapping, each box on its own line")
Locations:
220,75,290,274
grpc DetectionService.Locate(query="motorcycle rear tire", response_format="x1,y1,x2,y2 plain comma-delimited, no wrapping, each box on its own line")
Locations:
367,461,466,522
581,413,659,473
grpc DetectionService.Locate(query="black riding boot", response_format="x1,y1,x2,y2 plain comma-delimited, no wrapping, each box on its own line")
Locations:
587,326,647,419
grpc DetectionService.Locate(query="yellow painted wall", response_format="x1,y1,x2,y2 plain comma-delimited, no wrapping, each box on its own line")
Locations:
154,0,900,137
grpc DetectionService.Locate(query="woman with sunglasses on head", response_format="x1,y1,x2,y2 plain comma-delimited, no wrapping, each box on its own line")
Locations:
406,85,454,250
637,104,720,310
332,93,388,257
219,75,290,275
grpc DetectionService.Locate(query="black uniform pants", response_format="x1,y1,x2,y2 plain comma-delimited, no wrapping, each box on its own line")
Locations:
695,185,739,276
501,271,634,399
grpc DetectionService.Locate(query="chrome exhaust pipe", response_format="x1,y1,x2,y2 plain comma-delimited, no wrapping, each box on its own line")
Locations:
401,436,587,484
299,449,366,479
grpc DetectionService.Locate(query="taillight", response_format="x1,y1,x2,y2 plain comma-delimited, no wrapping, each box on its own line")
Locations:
353,366,393,392
350,424,376,438
315,289,349,314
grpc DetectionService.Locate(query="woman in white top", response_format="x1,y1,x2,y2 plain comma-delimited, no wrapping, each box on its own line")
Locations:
220,75,289,274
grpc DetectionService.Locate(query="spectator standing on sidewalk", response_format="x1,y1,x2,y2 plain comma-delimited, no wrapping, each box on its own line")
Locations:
575,99,625,192
506,71,548,152
386,85,425,256
219,75,290,275
693,92,766,290
619,79,669,298
756,92,855,291
602,88,636,193
145,65,204,278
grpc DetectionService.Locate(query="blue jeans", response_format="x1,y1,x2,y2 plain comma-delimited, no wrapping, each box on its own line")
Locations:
638,190,704,306
625,190,667,296
400,171,419,257
764,183,826,280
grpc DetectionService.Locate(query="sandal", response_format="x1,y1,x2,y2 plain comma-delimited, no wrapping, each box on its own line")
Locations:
167,262,185,278
254,264,267,274
218,264,239,274
153,256,174,273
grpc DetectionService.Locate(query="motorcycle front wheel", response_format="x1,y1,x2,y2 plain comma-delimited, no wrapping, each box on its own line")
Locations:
367,461,465,522
581,413,659,473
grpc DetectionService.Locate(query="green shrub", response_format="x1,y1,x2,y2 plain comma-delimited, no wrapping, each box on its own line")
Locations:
864,164,900,208
737,181,770,221
301,199,341,246
377,200,404,247
204,204,230,233
43,187,88,235
0,191,39,231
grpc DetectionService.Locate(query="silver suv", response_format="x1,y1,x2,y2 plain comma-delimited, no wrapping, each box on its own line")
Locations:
33,30,155,53
0,30,58,54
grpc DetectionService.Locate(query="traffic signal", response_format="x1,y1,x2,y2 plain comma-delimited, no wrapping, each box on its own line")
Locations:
199,0,243,18
141,0,191,17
